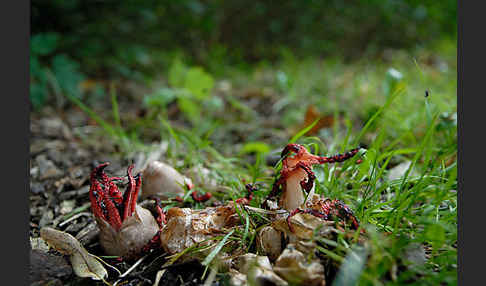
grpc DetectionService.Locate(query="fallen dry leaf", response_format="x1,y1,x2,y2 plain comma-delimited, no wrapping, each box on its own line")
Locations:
293,106,334,136
40,227,108,281
274,244,326,286
231,253,288,286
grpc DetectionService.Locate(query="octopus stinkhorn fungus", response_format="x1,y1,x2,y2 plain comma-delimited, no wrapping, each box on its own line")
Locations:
88,143,362,263
89,163,159,259
269,143,361,211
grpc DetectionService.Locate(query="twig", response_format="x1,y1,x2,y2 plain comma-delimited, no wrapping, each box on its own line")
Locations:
119,255,148,278
113,255,149,286
58,212,92,227
243,205,287,215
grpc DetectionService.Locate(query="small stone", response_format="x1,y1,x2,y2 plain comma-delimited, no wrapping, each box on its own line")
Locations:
59,200,76,215
39,210,54,227
257,226,283,261
30,237,50,252
30,182,45,194
47,149,64,165
232,254,288,286
39,117,72,139
30,249,72,284
386,161,417,182
403,243,427,269
30,166,39,178
36,155,63,180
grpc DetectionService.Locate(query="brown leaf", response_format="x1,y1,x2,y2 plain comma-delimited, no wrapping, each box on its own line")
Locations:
40,227,108,280
293,106,334,136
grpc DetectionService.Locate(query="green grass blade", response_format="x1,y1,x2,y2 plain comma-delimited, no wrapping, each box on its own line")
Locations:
110,82,122,131
354,83,405,145
159,116,181,144
332,246,369,286
63,91,118,137
202,229,235,266
289,118,320,143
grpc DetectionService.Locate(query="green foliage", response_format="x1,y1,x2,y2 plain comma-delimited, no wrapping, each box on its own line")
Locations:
30,32,85,109
30,1,456,109
145,59,216,125
63,46,456,283
168,58,188,88
239,142,271,156
30,2,456,284
31,0,456,65
31,32,59,56
202,229,235,267
184,67,214,99
51,54,85,98
143,88,177,108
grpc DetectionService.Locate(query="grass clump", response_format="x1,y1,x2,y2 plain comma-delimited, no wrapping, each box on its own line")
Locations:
52,44,456,285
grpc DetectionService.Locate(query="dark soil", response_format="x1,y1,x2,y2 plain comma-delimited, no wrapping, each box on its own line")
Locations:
29,105,216,286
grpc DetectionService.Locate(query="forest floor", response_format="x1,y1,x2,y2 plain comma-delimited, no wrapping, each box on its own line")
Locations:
30,44,457,286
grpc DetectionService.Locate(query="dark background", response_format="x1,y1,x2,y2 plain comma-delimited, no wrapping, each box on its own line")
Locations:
30,0,456,109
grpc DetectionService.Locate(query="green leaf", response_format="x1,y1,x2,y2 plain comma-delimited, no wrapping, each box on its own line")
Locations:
178,97,201,122
30,82,48,110
240,142,271,155
357,148,377,181
30,56,45,80
242,214,250,244
144,88,177,107
425,223,446,249
31,33,59,56
202,229,234,266
168,58,187,87
51,54,85,98
184,67,214,99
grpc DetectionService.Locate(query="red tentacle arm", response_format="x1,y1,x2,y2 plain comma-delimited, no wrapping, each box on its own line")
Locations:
296,162,315,193
130,174,142,215
236,184,256,205
89,163,144,231
102,194,122,230
287,199,361,233
317,147,361,164
191,191,212,202
89,163,111,221
89,180,107,222
122,165,136,221
148,196,167,227
107,176,124,205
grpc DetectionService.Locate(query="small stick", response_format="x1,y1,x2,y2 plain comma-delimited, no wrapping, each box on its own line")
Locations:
58,212,92,227
119,255,148,278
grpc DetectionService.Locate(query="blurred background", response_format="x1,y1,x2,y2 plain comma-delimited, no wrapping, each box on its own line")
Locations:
30,0,456,155
30,2,457,285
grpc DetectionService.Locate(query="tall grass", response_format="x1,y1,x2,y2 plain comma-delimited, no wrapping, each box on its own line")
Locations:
59,43,457,285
